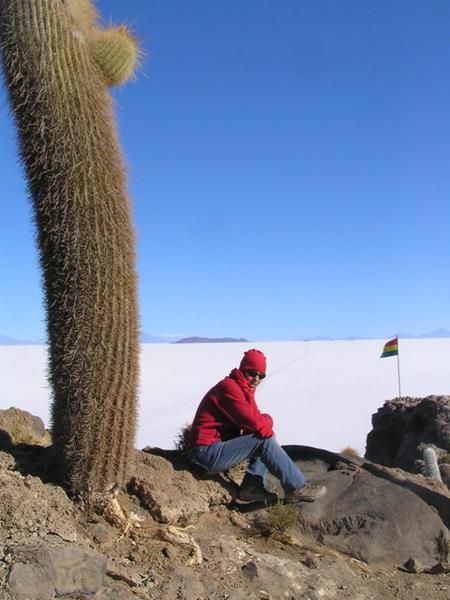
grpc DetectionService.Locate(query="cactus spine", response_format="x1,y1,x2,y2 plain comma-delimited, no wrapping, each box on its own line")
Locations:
0,0,140,496
423,447,442,482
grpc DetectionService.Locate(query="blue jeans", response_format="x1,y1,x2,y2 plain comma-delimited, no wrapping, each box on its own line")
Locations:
187,434,306,492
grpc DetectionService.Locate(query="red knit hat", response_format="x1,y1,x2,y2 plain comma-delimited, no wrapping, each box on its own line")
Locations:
239,349,267,374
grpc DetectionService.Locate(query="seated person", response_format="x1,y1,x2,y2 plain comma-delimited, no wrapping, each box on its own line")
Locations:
186,348,326,503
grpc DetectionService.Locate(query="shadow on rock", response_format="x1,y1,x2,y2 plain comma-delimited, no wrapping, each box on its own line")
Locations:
0,436,58,484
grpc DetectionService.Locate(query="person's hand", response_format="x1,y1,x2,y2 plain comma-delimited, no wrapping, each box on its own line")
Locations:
262,412,273,425
259,414,273,438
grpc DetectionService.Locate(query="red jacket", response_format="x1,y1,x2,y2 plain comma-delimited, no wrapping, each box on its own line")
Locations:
188,368,273,447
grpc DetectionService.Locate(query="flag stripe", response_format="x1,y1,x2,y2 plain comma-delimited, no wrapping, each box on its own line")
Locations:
384,342,398,351
381,349,397,357
380,337,398,358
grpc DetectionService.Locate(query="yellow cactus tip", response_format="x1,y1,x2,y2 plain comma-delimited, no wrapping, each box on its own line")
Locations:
91,25,142,87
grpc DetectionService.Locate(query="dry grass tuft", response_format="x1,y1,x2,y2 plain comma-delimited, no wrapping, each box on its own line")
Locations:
340,446,360,458
9,426,39,445
174,423,192,452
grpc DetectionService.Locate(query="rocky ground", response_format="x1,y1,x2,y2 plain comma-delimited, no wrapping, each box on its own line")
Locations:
0,407,450,599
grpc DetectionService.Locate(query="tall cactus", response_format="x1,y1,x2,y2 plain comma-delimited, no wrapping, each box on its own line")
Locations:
0,0,140,496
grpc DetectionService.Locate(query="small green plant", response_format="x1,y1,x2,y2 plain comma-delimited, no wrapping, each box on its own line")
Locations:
263,501,301,537
340,446,360,458
439,452,450,465
174,423,192,452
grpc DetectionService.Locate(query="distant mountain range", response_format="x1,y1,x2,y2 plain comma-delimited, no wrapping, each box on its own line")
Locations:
0,333,248,345
141,334,249,344
140,333,182,344
1,329,450,345
0,334,43,346
395,329,450,339
300,329,450,342
174,337,249,344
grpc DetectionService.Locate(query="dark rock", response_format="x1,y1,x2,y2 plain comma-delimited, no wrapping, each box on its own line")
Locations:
423,562,450,575
365,395,450,474
401,557,423,573
0,430,12,448
310,471,446,566
274,446,450,567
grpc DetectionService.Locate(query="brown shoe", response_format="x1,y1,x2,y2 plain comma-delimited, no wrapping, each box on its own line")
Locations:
238,473,279,503
284,482,327,503
238,486,279,503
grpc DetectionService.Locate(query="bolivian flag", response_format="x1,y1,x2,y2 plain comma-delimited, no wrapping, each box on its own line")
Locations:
380,337,398,358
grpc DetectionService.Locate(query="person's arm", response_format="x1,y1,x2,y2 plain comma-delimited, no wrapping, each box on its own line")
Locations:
219,384,273,437
258,413,273,437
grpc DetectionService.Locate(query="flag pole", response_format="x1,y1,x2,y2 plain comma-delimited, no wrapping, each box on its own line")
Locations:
396,335,401,398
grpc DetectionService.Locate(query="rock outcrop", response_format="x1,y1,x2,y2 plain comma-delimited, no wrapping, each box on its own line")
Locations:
129,446,450,569
275,447,449,567
365,395,450,485
0,407,50,446
0,408,450,599
129,448,232,524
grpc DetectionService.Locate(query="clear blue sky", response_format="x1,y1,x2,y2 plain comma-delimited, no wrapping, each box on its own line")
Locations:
1,0,450,342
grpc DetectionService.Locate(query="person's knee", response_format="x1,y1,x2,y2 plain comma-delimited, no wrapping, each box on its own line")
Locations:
262,433,277,443
260,434,279,450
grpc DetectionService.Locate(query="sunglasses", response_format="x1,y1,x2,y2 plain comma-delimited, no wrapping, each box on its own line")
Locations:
245,369,266,380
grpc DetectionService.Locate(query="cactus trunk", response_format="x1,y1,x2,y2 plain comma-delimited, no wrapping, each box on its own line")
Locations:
0,0,139,495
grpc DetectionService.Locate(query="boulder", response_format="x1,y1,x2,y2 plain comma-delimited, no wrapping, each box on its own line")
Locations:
0,451,79,544
276,446,449,567
365,395,450,475
129,448,232,524
7,543,106,600
0,407,50,447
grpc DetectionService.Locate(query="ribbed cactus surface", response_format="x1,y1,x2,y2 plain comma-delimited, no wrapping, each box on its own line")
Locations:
0,0,140,495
